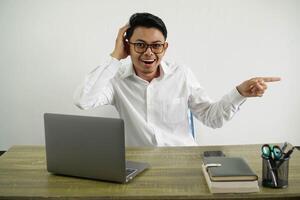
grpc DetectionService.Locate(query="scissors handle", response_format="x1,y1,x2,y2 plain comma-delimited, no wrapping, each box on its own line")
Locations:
261,144,282,160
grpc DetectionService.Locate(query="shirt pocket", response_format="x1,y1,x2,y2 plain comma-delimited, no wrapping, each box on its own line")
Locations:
163,97,186,124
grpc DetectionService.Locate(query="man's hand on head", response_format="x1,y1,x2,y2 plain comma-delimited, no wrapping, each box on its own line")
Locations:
236,77,281,97
110,24,130,60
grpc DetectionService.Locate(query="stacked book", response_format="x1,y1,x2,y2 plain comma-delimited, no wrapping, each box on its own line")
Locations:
202,157,259,193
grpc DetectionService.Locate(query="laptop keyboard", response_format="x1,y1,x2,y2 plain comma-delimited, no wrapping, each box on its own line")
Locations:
126,168,137,177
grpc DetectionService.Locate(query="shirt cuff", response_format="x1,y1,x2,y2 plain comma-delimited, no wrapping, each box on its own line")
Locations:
107,55,122,74
227,88,247,108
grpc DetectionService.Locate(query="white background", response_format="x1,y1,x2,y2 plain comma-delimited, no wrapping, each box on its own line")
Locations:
0,0,299,150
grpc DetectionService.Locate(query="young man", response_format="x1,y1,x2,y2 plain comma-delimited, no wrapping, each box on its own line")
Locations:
74,13,280,146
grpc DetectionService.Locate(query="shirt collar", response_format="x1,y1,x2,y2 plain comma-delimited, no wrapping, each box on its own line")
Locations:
120,60,170,80
120,63,135,79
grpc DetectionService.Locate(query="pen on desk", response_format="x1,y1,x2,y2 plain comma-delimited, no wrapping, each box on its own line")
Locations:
283,146,295,159
281,142,288,153
277,146,296,169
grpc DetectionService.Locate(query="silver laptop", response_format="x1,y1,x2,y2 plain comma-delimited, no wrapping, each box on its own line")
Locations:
44,113,149,183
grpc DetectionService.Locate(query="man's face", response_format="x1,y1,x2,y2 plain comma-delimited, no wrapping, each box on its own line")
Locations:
128,27,168,80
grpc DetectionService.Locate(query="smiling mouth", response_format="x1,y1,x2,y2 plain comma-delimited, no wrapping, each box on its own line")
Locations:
141,59,156,65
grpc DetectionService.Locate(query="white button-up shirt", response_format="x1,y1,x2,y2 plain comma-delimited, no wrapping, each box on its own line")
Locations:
74,56,246,147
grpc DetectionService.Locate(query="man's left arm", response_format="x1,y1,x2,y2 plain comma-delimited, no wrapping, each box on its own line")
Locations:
187,67,281,128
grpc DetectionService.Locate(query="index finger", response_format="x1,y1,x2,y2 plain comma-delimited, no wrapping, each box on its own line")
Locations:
260,77,281,82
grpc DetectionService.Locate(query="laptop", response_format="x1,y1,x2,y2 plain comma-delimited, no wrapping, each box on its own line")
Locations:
44,113,150,183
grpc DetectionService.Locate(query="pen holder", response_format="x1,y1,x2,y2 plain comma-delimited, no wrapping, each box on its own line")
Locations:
262,156,289,188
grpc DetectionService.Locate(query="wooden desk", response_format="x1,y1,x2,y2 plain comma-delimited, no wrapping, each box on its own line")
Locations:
0,144,299,200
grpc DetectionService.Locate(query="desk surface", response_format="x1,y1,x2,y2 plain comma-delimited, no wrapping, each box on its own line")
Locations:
0,144,299,200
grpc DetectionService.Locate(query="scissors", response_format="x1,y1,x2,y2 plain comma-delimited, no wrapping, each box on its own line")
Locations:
261,144,283,161
261,144,283,187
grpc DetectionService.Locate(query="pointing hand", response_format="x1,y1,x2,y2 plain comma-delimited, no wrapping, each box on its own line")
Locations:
236,77,281,97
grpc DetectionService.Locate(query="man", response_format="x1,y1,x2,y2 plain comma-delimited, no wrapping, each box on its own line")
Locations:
74,13,280,147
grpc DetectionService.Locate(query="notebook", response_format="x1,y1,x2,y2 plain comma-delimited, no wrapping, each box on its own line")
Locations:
44,113,150,183
201,164,259,193
203,157,258,181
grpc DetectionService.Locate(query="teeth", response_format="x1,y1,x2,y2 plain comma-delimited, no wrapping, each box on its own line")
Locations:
142,59,155,62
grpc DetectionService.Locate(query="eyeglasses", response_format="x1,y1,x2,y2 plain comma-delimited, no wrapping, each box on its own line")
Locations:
128,41,166,54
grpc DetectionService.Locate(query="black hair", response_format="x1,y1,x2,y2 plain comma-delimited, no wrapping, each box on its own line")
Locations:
125,12,167,41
